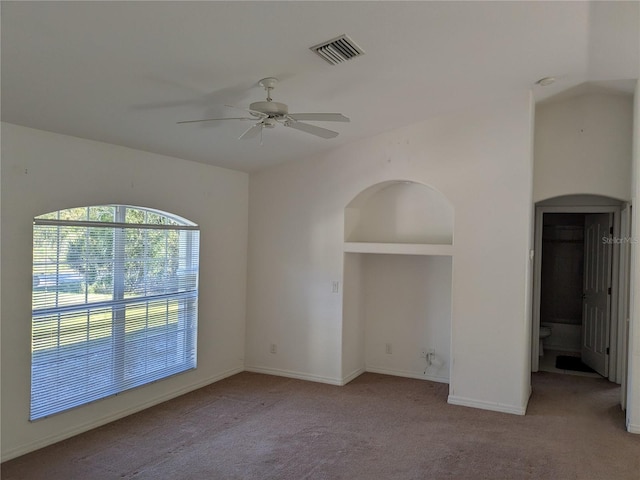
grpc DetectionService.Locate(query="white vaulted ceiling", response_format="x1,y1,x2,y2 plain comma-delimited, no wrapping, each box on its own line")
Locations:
2,1,638,172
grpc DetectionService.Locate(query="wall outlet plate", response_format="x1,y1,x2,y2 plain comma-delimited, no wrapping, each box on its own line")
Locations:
420,348,435,358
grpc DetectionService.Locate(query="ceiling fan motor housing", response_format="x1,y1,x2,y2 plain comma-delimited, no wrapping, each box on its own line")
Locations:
250,101,288,116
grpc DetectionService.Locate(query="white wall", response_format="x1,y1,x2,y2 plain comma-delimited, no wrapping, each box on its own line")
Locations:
363,254,451,382
534,92,633,203
342,253,365,381
0,123,249,460
246,92,535,415
627,80,640,433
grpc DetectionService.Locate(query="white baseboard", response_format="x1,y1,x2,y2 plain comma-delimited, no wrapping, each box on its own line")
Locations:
244,365,448,386
244,365,344,386
341,367,366,385
627,422,640,434
365,366,449,384
447,394,526,416
1,366,244,462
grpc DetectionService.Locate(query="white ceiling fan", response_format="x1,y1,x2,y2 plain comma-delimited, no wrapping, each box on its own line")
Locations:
177,77,349,142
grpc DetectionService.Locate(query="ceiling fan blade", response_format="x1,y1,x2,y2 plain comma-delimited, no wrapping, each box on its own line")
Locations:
285,121,339,139
239,124,263,140
287,113,350,122
177,117,253,124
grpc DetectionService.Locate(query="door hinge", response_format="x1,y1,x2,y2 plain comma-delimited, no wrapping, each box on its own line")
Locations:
608,287,612,295
610,226,614,234
606,347,610,355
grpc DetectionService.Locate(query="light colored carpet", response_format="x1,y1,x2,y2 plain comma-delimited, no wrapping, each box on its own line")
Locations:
2,371,639,479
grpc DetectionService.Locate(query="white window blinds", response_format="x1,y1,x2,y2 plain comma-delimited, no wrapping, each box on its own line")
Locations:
31,206,199,420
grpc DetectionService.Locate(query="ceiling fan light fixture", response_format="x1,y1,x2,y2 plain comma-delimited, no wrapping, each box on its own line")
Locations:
249,100,288,116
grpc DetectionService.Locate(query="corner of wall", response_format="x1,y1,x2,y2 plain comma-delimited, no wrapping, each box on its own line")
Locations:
625,79,640,432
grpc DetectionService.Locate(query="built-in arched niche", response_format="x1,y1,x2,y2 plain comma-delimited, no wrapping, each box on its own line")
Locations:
345,180,454,245
342,180,454,387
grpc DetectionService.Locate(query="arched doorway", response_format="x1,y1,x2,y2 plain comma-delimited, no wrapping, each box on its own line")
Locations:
531,194,631,404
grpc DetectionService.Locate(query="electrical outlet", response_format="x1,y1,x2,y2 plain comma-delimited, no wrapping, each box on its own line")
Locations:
270,343,277,354
420,348,435,359
385,343,392,354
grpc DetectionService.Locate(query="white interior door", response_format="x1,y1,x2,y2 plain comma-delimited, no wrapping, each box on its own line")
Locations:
582,213,613,376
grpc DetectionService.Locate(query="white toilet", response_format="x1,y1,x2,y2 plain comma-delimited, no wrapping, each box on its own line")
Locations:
539,326,552,356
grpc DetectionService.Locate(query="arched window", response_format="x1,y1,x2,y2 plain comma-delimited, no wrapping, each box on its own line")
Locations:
31,205,199,420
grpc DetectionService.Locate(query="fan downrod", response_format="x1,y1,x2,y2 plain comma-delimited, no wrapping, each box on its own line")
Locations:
251,77,288,116
258,77,278,101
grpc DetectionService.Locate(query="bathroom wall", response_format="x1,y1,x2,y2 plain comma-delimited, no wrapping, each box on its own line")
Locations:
539,213,586,353
540,213,585,327
541,322,582,353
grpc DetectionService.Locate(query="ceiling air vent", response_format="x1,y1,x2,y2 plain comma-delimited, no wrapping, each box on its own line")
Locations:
310,34,364,65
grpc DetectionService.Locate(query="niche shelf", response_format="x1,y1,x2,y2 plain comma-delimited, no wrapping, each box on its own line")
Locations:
344,180,454,255
343,242,453,256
